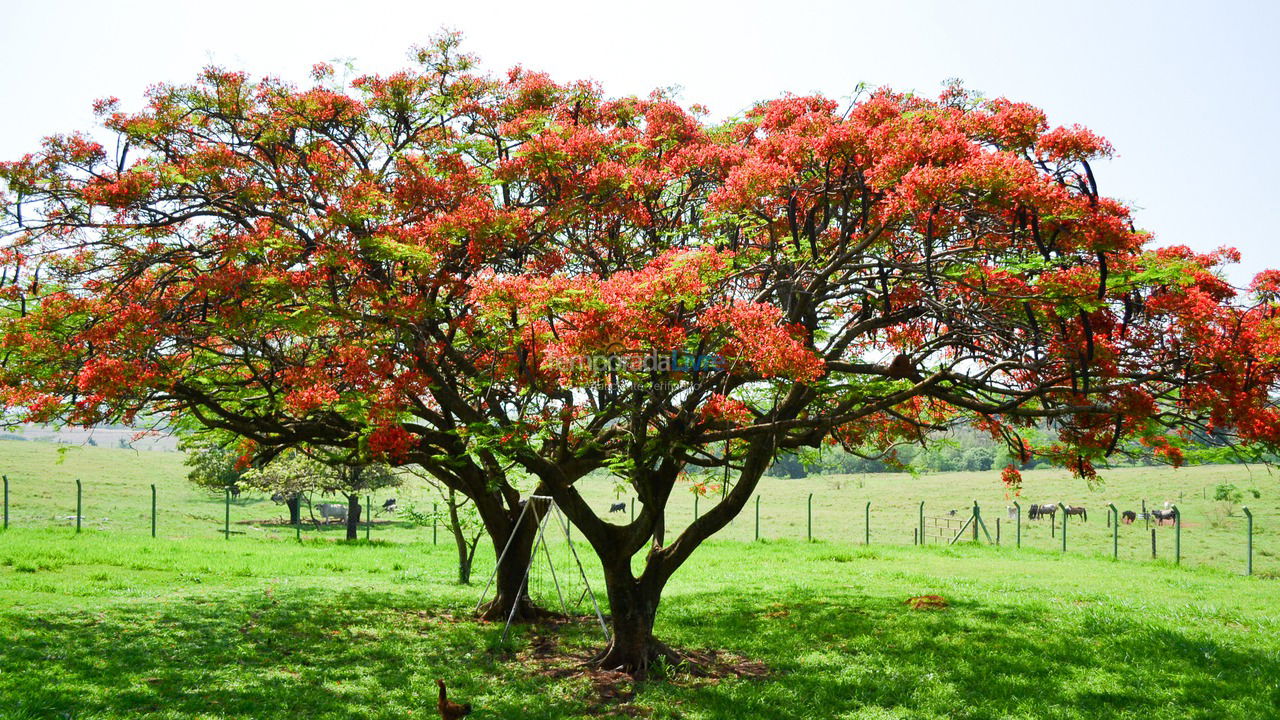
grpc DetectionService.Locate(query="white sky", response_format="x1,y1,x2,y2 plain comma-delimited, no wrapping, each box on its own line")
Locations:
2,0,1276,286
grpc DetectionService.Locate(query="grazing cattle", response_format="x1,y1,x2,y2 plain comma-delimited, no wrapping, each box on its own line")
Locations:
1151,508,1177,526
1063,505,1087,522
1030,503,1059,520
609,502,627,513
381,498,397,514
270,492,291,504
316,503,348,523
228,485,240,499
1007,506,1018,521
947,509,958,517
1121,510,1136,525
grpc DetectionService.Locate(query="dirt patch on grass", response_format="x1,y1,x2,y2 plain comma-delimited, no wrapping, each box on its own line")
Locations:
511,620,770,712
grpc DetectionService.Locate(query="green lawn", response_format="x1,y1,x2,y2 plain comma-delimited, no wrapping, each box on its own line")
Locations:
0,530,1276,719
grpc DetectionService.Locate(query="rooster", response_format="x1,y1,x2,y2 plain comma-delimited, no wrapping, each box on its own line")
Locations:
436,679,472,719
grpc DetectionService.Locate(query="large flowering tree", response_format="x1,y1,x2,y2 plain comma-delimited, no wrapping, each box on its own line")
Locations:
3,36,1279,673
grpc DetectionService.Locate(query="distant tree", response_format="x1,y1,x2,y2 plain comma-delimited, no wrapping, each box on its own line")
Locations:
181,437,246,495
766,451,807,478
403,472,484,584
962,447,995,472
241,449,401,540
1213,483,1245,516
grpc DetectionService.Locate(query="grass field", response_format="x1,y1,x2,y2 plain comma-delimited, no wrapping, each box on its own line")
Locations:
1,441,1279,718
1,530,1277,719
2,440,1276,576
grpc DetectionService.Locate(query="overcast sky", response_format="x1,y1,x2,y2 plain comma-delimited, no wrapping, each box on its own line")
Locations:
2,0,1276,286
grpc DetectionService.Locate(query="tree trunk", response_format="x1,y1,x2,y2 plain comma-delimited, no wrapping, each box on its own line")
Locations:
447,489,472,584
286,496,301,525
345,494,361,541
593,566,675,677
478,513,542,621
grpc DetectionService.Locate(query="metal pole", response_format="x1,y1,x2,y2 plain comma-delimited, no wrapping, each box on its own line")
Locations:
1014,501,1021,548
474,498,537,615
151,484,157,538
223,487,230,539
996,518,1001,546
1151,528,1157,559
918,501,925,546
76,479,82,534
630,498,635,524
755,495,761,541
1143,499,1148,530
807,493,813,542
1058,502,1067,553
973,500,979,542
501,500,554,643
4,475,9,529
432,502,438,545
365,495,371,541
1243,506,1254,576
1173,505,1181,565
1108,503,1118,560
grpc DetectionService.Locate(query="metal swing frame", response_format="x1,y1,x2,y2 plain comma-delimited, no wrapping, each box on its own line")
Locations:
475,495,610,643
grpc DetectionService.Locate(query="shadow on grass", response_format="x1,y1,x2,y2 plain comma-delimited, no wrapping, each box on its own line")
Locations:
0,585,1276,719
0,588,584,720
655,586,1280,720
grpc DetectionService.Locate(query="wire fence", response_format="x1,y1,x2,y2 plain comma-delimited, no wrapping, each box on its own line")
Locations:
0,473,1271,578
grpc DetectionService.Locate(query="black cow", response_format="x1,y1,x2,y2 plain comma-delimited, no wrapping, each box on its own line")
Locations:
1152,509,1177,526
1121,510,1136,525
609,502,627,513
381,498,397,514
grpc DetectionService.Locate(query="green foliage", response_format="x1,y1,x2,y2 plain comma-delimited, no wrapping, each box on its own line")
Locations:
180,438,245,491
241,448,402,499
1214,483,1245,505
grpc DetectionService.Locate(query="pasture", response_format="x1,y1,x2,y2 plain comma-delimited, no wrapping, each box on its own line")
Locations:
2,531,1278,719
2,441,1279,718
1,441,1276,576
